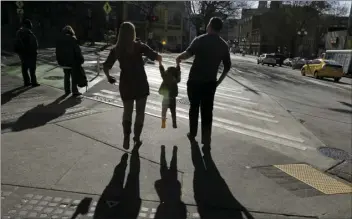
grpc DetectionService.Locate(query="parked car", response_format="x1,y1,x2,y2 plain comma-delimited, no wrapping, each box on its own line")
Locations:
291,57,307,70
273,53,285,66
283,58,293,66
301,59,344,82
257,54,276,66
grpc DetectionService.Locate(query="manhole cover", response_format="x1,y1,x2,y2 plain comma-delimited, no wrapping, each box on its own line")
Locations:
319,147,351,160
177,97,190,105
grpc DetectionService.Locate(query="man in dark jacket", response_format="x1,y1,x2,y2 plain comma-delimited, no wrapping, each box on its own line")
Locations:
56,25,84,96
176,17,231,151
14,19,39,87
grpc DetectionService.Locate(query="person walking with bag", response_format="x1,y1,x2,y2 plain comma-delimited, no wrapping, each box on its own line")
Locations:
55,25,85,96
176,17,231,152
103,22,162,150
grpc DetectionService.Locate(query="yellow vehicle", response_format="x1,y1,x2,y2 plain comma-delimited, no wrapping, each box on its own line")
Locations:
301,59,344,82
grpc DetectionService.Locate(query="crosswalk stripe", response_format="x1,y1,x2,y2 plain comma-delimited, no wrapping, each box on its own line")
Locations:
147,78,243,94
101,89,119,95
146,99,277,123
213,105,279,123
144,100,308,150
84,92,309,150
214,101,274,118
146,100,302,143
92,92,116,99
148,88,256,105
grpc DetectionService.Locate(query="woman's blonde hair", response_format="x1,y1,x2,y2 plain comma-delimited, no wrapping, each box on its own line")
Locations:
116,22,136,54
62,25,75,37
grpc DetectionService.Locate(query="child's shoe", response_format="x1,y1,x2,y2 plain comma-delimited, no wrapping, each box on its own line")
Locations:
161,119,166,128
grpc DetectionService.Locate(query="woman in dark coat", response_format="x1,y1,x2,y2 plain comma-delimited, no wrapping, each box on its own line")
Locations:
55,25,84,96
103,22,162,150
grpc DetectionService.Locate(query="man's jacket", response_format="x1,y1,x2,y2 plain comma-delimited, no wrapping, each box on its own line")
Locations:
14,27,38,57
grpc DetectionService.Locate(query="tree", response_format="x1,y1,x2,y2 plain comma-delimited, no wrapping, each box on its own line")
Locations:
259,1,348,56
126,1,166,41
186,1,252,36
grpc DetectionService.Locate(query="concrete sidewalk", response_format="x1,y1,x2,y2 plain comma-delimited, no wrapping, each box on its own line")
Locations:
1,74,351,219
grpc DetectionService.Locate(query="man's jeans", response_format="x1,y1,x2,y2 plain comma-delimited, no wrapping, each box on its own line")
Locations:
187,81,217,145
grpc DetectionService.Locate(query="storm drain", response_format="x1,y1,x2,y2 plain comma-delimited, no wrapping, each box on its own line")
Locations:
318,147,351,160
177,97,190,105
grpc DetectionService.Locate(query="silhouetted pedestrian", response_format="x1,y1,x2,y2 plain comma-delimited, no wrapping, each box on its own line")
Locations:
103,22,162,150
176,17,231,151
14,19,40,87
55,25,84,96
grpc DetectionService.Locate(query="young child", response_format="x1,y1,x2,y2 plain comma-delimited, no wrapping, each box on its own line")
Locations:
158,60,181,129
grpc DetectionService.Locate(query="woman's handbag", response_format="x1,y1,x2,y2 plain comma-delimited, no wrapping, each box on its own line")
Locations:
73,66,88,88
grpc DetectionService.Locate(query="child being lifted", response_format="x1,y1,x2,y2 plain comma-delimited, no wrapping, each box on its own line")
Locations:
158,59,181,129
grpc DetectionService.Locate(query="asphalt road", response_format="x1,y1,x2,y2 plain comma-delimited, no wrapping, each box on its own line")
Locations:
231,54,352,158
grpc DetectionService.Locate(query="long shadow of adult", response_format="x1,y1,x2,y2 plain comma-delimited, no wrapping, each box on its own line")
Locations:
154,145,187,219
8,94,82,132
1,86,33,105
191,142,254,219
93,144,141,219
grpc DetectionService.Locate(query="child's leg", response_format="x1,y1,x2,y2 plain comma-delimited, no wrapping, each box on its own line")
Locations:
161,97,168,128
169,97,177,128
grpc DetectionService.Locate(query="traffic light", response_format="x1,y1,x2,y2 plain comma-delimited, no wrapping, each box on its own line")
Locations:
148,15,158,22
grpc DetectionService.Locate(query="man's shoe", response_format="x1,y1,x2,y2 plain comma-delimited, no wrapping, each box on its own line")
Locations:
72,92,82,97
24,82,31,87
31,83,40,87
172,122,177,129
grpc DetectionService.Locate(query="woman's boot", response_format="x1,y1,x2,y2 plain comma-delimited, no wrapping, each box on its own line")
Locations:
133,123,143,147
122,120,132,149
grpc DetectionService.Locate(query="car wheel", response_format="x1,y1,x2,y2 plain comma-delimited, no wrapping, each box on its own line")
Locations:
334,77,341,82
301,69,306,76
314,71,319,79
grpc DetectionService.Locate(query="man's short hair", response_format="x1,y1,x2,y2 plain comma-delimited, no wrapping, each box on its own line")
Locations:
209,17,223,32
23,19,32,29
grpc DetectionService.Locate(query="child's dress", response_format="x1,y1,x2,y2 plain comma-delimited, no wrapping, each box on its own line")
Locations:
158,65,181,128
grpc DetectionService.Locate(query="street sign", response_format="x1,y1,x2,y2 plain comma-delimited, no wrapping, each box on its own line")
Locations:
103,2,112,15
16,1,23,8
17,8,24,15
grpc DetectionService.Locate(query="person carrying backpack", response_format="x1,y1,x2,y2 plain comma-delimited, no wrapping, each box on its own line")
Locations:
14,19,40,87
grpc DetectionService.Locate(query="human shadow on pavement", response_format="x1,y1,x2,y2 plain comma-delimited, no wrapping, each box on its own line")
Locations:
191,142,254,219
1,86,33,105
70,197,92,219
2,94,82,132
154,145,187,219
93,144,141,219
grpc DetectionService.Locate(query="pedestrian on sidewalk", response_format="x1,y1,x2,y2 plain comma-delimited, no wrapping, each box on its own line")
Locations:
158,60,181,129
103,22,162,150
14,19,40,87
176,17,231,151
55,25,84,96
